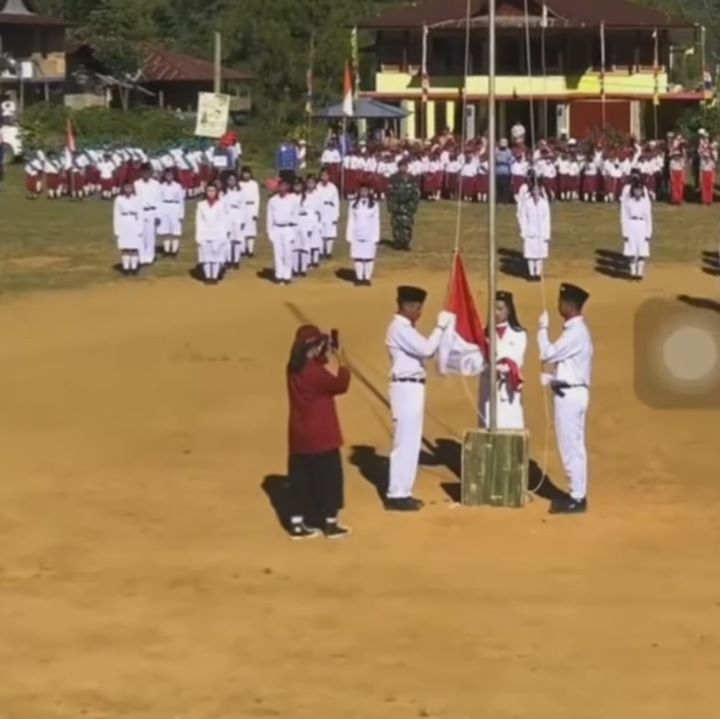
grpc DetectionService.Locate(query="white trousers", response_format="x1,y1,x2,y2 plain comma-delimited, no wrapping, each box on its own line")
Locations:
140,217,157,264
272,229,294,281
554,387,589,500
388,383,425,498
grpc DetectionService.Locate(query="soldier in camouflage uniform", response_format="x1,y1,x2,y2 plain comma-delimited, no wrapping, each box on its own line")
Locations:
387,159,421,250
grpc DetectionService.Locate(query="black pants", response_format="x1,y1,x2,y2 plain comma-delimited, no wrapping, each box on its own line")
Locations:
289,449,344,524
497,174,512,204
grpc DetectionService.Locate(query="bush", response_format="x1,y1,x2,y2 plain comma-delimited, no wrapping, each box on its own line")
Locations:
21,104,193,151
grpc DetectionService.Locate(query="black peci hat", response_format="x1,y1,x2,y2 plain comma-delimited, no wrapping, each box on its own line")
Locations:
397,285,427,304
559,282,590,308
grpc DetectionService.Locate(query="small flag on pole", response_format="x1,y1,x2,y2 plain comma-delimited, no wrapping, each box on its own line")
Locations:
350,26,360,100
342,61,353,116
438,254,487,377
421,23,430,103
66,118,76,153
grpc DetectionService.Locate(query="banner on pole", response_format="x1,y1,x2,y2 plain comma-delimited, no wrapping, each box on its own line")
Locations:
195,92,231,138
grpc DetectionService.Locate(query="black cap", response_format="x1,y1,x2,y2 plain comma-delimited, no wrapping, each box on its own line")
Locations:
397,285,427,304
559,283,590,308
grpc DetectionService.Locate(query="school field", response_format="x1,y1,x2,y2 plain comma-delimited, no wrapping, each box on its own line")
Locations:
1,166,719,719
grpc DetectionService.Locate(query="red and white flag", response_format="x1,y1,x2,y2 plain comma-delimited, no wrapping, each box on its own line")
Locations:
342,61,353,117
438,254,487,376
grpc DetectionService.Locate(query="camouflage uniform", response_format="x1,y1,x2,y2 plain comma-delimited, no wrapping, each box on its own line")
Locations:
387,172,420,250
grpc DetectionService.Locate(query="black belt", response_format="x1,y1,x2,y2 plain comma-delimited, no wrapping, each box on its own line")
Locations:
163,200,179,204
550,380,588,397
274,223,296,227
143,206,156,210
392,377,426,384
121,212,138,217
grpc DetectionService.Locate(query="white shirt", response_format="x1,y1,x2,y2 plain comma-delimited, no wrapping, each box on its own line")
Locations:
195,199,229,243
133,178,161,212
266,193,299,243
385,314,443,380
346,199,380,244
538,316,593,387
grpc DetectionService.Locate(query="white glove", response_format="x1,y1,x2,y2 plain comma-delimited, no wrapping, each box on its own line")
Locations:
539,311,549,329
437,310,454,330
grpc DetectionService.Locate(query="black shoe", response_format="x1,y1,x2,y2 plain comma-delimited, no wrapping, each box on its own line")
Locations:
324,523,351,539
549,496,587,515
290,523,322,540
363,279,372,287
384,497,422,512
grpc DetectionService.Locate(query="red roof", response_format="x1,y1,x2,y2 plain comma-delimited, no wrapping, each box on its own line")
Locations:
140,44,252,83
358,0,690,29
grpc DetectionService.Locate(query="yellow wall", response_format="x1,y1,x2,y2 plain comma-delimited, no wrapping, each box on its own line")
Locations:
375,71,669,98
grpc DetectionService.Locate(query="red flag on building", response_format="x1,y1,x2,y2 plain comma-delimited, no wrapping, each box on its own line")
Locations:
438,254,488,376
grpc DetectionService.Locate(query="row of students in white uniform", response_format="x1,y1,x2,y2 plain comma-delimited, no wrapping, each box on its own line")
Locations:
514,169,654,283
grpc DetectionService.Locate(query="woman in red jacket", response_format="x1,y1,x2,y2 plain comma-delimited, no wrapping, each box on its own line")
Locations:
287,325,351,539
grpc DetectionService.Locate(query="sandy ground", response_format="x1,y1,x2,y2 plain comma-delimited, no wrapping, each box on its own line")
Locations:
1,263,719,719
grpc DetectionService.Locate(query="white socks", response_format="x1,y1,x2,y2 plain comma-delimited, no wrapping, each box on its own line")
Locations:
203,262,221,280
246,237,255,255
163,239,171,254
231,242,243,264
171,238,180,254
630,259,646,278
354,261,375,281
324,239,334,257
130,254,139,271
527,259,543,277
121,254,131,271
311,249,320,266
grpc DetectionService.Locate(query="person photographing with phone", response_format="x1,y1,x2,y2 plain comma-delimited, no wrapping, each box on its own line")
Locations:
286,325,351,539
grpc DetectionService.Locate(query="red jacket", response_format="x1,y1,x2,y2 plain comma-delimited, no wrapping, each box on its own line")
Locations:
288,360,350,455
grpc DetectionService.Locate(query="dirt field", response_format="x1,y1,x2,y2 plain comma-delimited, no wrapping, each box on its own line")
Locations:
1,257,718,719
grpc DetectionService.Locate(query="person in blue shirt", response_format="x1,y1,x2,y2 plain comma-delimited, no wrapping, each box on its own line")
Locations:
496,138,513,204
277,135,298,185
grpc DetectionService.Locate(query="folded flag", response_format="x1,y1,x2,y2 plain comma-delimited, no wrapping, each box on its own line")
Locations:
438,254,488,376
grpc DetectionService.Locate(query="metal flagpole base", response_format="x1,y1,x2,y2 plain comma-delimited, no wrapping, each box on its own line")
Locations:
461,429,530,507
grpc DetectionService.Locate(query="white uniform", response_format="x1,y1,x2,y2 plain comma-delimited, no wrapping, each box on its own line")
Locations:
294,193,321,274
622,194,652,277
480,324,527,429
133,178,161,264
385,315,444,500
519,195,551,277
223,187,247,263
239,179,260,255
113,194,142,251
158,181,185,236
316,180,340,255
302,189,324,263
266,193,299,283
346,198,380,283
538,315,594,501
195,198,229,281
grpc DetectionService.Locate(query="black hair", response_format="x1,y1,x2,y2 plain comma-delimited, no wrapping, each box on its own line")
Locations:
489,292,525,333
287,342,310,374
353,184,375,209
241,165,253,176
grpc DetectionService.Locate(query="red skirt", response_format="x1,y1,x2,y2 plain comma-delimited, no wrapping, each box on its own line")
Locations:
25,175,41,193
46,173,61,191
445,172,459,198
701,170,715,205
327,163,341,188
100,177,114,192
423,172,443,196
543,176,558,195
670,170,685,205
375,175,390,196
511,175,526,194
582,174,598,194
180,169,193,190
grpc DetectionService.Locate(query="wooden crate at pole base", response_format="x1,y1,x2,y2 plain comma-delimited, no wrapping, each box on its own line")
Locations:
461,429,530,508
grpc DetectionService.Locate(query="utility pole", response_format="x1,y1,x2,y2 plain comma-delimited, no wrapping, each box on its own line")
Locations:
214,31,222,94
487,0,498,431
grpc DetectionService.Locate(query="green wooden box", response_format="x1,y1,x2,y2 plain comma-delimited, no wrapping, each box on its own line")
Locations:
461,429,530,508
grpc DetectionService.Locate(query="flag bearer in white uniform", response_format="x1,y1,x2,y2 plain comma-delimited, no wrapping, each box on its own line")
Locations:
621,180,652,281
385,286,452,511
480,290,527,430
195,184,229,285
157,168,185,257
346,183,380,286
113,180,143,275
538,283,594,514
266,177,299,285
133,163,161,265
223,173,247,268
239,166,260,257
317,167,340,259
520,183,551,281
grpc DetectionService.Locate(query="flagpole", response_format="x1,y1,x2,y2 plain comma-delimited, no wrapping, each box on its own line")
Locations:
600,21,607,129
487,0,498,431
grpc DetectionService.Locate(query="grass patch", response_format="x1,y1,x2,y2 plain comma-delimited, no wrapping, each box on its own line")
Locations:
0,165,713,298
